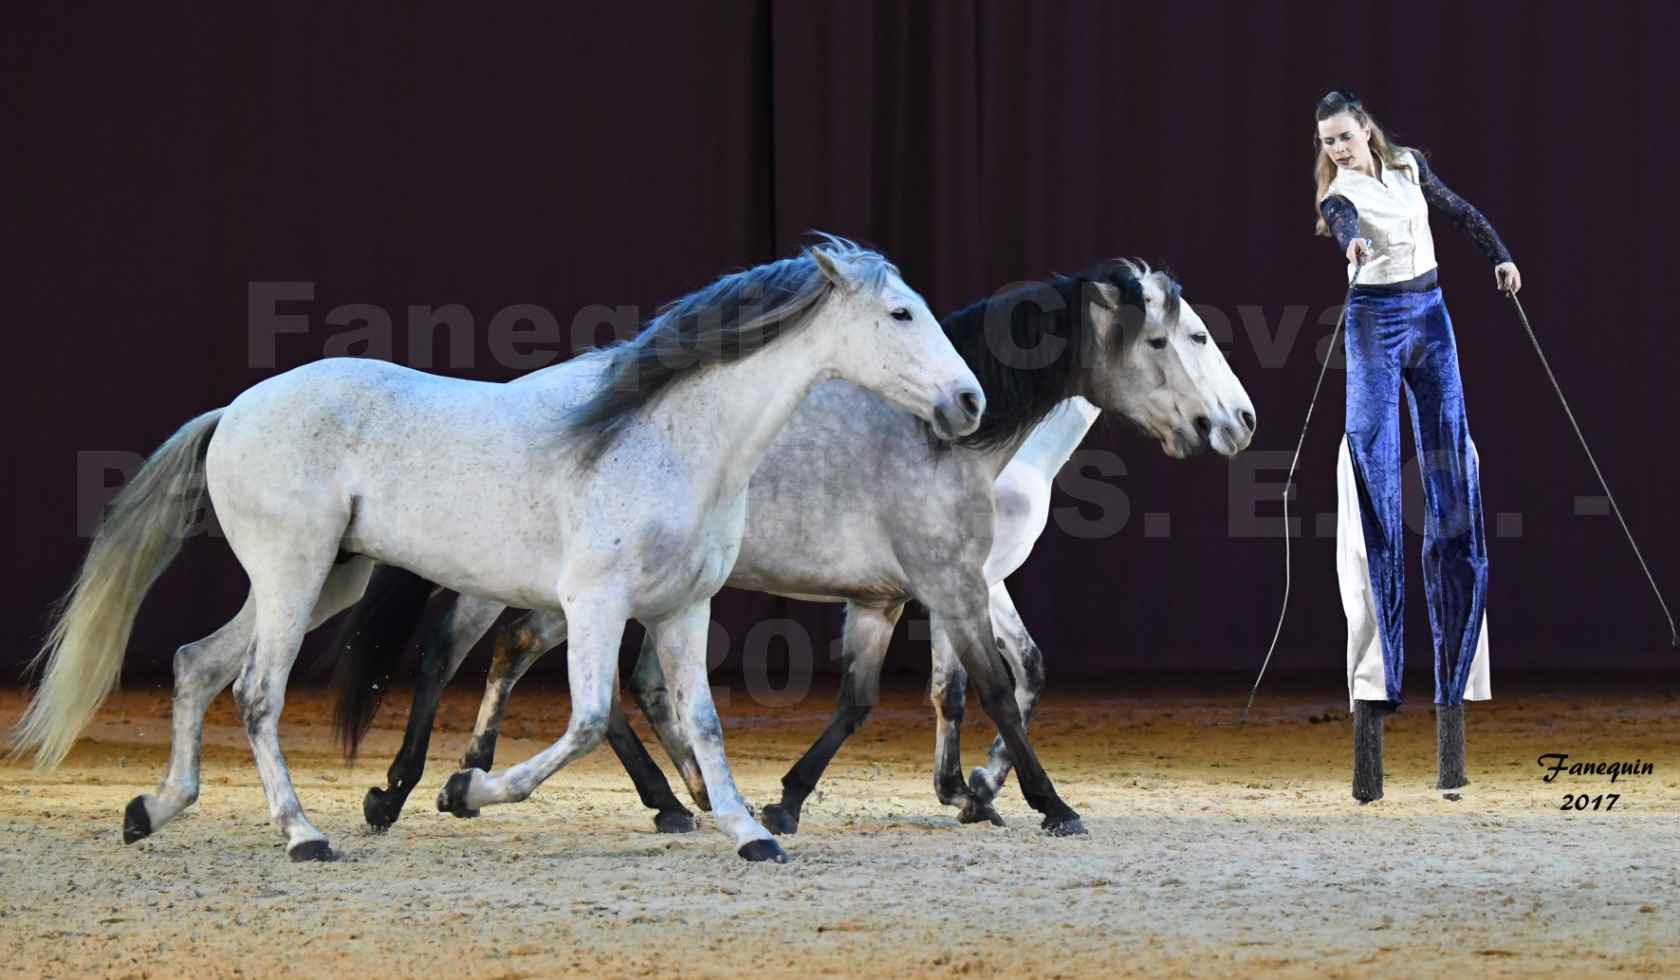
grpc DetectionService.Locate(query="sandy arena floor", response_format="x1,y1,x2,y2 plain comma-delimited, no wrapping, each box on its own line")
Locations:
2,676,1677,978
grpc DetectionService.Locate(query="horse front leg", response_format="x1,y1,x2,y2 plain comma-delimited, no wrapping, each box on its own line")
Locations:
628,630,709,811
602,698,697,833
363,594,506,829
761,601,902,835
651,601,784,862
932,598,1083,837
436,595,621,817
968,582,1046,806
929,619,1003,826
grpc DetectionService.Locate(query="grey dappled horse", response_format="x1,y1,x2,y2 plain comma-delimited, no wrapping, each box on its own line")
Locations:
12,237,983,863
335,260,1254,836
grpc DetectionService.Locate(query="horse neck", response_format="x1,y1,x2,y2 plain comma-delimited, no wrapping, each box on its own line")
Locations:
645,317,841,503
994,396,1101,482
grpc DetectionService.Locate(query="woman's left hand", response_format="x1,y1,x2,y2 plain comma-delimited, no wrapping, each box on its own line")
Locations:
1495,262,1522,295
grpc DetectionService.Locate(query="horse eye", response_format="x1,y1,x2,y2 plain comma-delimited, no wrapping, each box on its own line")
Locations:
1148,337,1168,350
1191,333,1209,345
890,308,913,322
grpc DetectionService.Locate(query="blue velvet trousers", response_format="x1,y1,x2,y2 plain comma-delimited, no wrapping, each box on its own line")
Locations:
1341,285,1489,706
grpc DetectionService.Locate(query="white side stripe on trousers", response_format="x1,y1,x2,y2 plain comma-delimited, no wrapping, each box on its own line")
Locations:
1337,436,1491,709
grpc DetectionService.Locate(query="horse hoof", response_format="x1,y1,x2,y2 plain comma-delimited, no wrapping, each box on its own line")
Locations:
363,786,402,830
653,809,697,834
957,798,1006,827
122,796,152,844
288,839,338,862
437,771,481,819
1041,812,1087,837
967,767,1001,804
737,838,788,863
761,803,800,836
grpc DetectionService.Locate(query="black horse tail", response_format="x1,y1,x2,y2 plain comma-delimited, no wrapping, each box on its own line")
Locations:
329,565,436,760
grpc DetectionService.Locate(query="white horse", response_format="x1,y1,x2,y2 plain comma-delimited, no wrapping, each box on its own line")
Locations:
333,260,1255,834
10,237,985,863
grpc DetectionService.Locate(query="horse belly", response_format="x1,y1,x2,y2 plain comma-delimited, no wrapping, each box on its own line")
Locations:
344,489,564,608
727,522,907,606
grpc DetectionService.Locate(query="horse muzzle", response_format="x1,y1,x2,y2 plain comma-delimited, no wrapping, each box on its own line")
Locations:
1197,406,1256,456
931,386,986,440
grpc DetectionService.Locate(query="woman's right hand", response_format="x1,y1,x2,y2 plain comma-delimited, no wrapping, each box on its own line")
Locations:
1346,238,1372,266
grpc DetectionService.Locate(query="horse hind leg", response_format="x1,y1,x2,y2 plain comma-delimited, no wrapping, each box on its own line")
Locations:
125,557,373,847
125,597,257,843
363,593,506,829
761,601,901,835
460,609,566,772
234,553,372,861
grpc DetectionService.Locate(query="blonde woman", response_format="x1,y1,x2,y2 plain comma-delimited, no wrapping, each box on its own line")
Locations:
1313,89,1520,803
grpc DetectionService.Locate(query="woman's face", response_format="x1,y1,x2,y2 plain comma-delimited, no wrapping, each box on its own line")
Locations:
1317,112,1371,172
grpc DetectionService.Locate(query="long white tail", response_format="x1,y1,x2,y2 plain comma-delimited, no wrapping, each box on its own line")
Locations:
10,408,224,768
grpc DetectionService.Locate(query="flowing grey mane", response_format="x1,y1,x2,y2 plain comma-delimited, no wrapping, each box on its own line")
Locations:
565,235,899,460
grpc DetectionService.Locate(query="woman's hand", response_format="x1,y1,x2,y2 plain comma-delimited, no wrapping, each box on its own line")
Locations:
1495,261,1522,295
1346,238,1373,266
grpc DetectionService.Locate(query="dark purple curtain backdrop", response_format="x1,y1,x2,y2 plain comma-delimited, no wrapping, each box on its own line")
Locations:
7,2,1677,682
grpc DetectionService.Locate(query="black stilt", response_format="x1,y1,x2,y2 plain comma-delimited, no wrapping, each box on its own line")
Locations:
1436,703,1467,799
1352,700,1387,803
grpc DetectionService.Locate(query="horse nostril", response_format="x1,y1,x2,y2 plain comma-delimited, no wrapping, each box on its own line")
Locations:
1240,409,1256,433
958,390,983,421
1194,415,1213,437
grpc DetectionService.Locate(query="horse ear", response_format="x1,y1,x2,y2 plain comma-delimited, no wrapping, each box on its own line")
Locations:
809,246,859,292
1093,274,1149,346
1086,281,1121,310
1116,274,1148,315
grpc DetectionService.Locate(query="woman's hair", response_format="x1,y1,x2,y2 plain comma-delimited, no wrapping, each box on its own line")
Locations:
1312,90,1419,236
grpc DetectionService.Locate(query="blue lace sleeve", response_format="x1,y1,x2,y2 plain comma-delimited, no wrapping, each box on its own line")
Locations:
1414,154,1512,265
1319,195,1360,251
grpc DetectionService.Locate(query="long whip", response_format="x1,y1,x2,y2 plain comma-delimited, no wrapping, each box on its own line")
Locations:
1505,290,1677,648
1243,260,1364,721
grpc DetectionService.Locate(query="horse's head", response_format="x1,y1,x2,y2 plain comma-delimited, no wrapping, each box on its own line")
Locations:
809,238,985,441
1084,262,1255,458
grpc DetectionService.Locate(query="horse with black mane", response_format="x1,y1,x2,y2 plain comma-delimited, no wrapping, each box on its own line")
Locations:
334,258,1255,836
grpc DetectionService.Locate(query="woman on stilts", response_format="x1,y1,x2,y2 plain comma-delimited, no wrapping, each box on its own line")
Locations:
1312,90,1521,802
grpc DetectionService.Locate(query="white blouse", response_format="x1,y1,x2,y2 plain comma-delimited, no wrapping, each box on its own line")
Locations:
1324,150,1437,286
